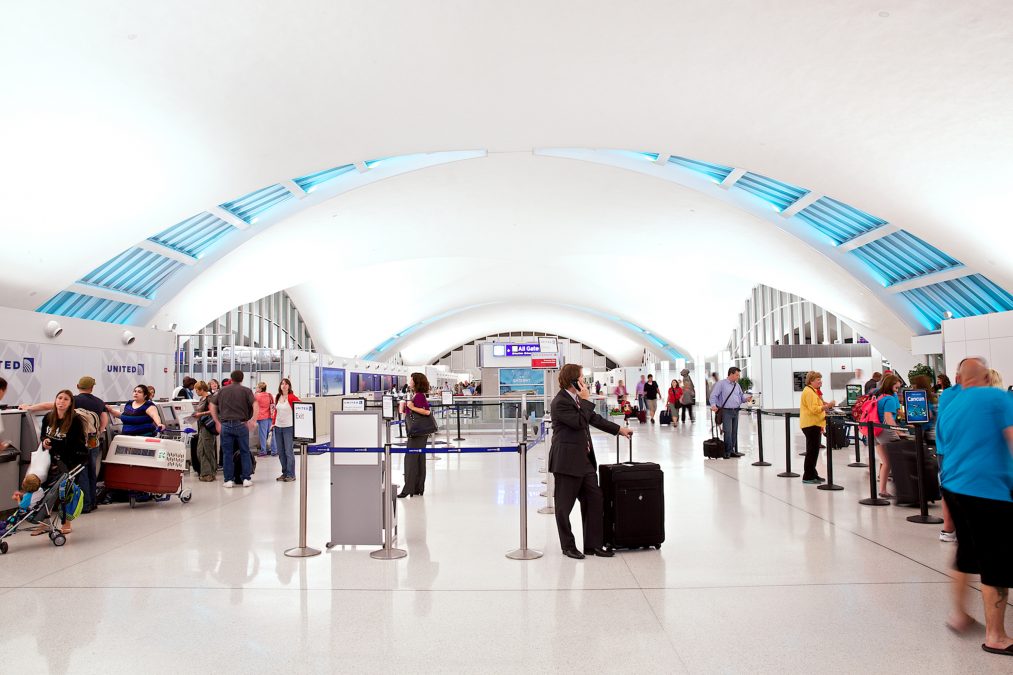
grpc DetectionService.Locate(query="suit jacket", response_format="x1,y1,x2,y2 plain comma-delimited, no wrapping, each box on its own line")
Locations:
548,389,621,477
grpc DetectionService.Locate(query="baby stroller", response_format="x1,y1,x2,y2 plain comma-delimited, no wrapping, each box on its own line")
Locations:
0,465,85,554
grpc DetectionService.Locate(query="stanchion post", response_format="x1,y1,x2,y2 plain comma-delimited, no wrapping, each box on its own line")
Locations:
859,420,889,506
453,403,465,442
777,414,799,478
372,422,408,560
848,420,867,467
285,441,321,558
818,422,844,491
752,408,771,467
906,424,943,524
507,420,543,560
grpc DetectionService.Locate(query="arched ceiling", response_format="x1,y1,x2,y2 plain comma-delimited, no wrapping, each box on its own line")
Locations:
2,2,1012,365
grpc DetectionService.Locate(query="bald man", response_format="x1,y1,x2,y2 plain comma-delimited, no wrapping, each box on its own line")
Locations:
936,357,1013,656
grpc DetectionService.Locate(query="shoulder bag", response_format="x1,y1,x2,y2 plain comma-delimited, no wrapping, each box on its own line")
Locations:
406,406,438,437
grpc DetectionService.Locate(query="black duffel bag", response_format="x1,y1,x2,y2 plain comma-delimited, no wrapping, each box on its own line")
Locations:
406,410,438,437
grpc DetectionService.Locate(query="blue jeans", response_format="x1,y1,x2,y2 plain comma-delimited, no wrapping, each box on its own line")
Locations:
257,418,271,454
721,408,740,456
274,426,295,478
221,421,252,482
82,445,101,509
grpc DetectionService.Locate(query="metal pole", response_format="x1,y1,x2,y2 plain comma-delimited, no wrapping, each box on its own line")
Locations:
285,441,321,558
372,422,407,560
777,414,799,478
848,420,867,467
818,422,844,491
859,421,889,506
453,404,465,441
752,409,770,467
906,424,942,524
507,420,543,560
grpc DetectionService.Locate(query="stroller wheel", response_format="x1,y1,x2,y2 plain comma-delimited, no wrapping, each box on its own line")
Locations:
0,540,8,554
52,534,66,547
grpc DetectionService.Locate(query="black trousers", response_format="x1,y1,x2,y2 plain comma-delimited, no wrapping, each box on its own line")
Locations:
553,468,604,551
680,402,695,422
402,436,427,495
801,425,822,480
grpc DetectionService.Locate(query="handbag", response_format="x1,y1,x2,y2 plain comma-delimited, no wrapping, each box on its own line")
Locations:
714,383,739,426
200,412,219,436
406,409,438,437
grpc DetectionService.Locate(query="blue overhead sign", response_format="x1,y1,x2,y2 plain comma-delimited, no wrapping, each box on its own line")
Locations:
505,344,540,356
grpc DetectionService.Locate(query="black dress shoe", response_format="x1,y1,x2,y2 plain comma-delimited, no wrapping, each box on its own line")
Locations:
731,452,745,457
397,492,410,499
562,548,586,560
583,547,615,557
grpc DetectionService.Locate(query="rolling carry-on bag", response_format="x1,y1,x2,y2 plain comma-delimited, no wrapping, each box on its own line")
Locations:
599,435,665,550
659,409,672,425
703,409,725,458
637,410,647,424
885,439,940,506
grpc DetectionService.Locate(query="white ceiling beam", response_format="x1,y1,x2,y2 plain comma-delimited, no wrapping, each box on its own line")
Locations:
280,179,306,199
68,283,152,307
653,153,670,165
208,206,249,230
780,191,823,218
354,161,368,173
719,167,746,189
136,239,196,266
837,224,899,251
887,266,971,294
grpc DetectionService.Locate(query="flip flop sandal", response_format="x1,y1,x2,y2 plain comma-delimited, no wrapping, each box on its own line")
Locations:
981,643,1013,656
30,528,47,537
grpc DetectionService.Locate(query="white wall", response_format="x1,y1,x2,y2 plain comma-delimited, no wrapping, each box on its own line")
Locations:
942,311,1013,384
0,307,175,404
750,345,882,411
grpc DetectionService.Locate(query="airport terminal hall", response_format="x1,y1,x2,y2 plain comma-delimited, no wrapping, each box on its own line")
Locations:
4,3,1013,673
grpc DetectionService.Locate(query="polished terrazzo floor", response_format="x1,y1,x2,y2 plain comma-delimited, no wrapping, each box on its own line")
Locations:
2,412,1008,674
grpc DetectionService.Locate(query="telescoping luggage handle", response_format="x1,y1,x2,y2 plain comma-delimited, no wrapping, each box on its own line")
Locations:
615,427,633,463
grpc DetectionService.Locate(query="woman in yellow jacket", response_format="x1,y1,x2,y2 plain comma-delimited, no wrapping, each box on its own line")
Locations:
800,371,836,484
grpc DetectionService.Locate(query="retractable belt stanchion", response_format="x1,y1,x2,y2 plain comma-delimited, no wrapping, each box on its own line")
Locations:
285,441,321,558
859,420,890,506
372,421,408,560
777,414,799,478
453,404,465,442
752,409,771,467
906,424,943,524
507,417,542,560
848,419,867,467
817,422,844,491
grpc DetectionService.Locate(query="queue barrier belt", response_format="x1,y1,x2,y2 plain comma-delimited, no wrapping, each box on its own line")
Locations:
307,445,520,455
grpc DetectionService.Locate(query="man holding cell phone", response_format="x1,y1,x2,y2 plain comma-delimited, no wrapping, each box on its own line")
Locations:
548,363,634,560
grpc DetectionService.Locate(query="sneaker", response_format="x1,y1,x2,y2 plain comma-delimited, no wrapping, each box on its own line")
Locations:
878,492,895,499
939,530,957,543
802,478,821,484
242,479,253,488
276,475,286,481
284,476,296,482
815,476,826,483
223,480,235,488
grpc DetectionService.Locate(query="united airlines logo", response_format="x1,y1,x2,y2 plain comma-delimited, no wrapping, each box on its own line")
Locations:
1,358,35,373
107,363,145,376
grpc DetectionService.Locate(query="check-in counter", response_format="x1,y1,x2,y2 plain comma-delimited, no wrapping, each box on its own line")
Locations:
0,409,41,517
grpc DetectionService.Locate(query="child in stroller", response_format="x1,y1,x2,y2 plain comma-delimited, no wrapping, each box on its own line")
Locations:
1,473,43,536
0,465,84,554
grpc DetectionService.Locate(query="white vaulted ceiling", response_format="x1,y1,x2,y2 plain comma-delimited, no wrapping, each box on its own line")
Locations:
2,1,1012,364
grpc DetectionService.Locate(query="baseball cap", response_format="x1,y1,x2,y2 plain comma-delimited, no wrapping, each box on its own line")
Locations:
77,376,96,390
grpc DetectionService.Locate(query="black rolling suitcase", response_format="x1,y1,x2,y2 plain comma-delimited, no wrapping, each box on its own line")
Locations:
703,409,725,458
826,416,848,450
660,409,672,425
885,439,940,506
600,435,665,550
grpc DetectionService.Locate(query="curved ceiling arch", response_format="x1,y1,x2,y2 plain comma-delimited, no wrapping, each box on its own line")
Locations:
31,147,1012,368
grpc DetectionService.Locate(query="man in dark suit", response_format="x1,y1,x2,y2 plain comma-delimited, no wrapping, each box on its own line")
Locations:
549,363,634,560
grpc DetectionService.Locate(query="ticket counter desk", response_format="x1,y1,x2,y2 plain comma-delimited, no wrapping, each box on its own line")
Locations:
326,410,398,548
0,410,41,517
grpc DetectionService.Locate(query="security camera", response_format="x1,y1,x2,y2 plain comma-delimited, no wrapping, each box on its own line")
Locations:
121,330,135,345
44,320,63,338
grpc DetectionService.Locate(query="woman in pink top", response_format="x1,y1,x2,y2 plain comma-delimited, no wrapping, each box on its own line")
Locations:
614,380,628,404
254,382,274,457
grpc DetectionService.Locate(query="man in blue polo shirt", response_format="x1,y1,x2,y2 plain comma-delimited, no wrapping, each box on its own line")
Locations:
709,367,752,458
936,357,1013,657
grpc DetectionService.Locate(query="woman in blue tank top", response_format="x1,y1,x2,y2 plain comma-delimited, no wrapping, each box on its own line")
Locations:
108,384,164,436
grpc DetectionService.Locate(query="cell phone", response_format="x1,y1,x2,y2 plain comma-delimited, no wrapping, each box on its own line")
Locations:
572,380,582,390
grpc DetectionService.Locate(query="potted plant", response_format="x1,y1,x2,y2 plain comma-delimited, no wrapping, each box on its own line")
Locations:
908,363,934,383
